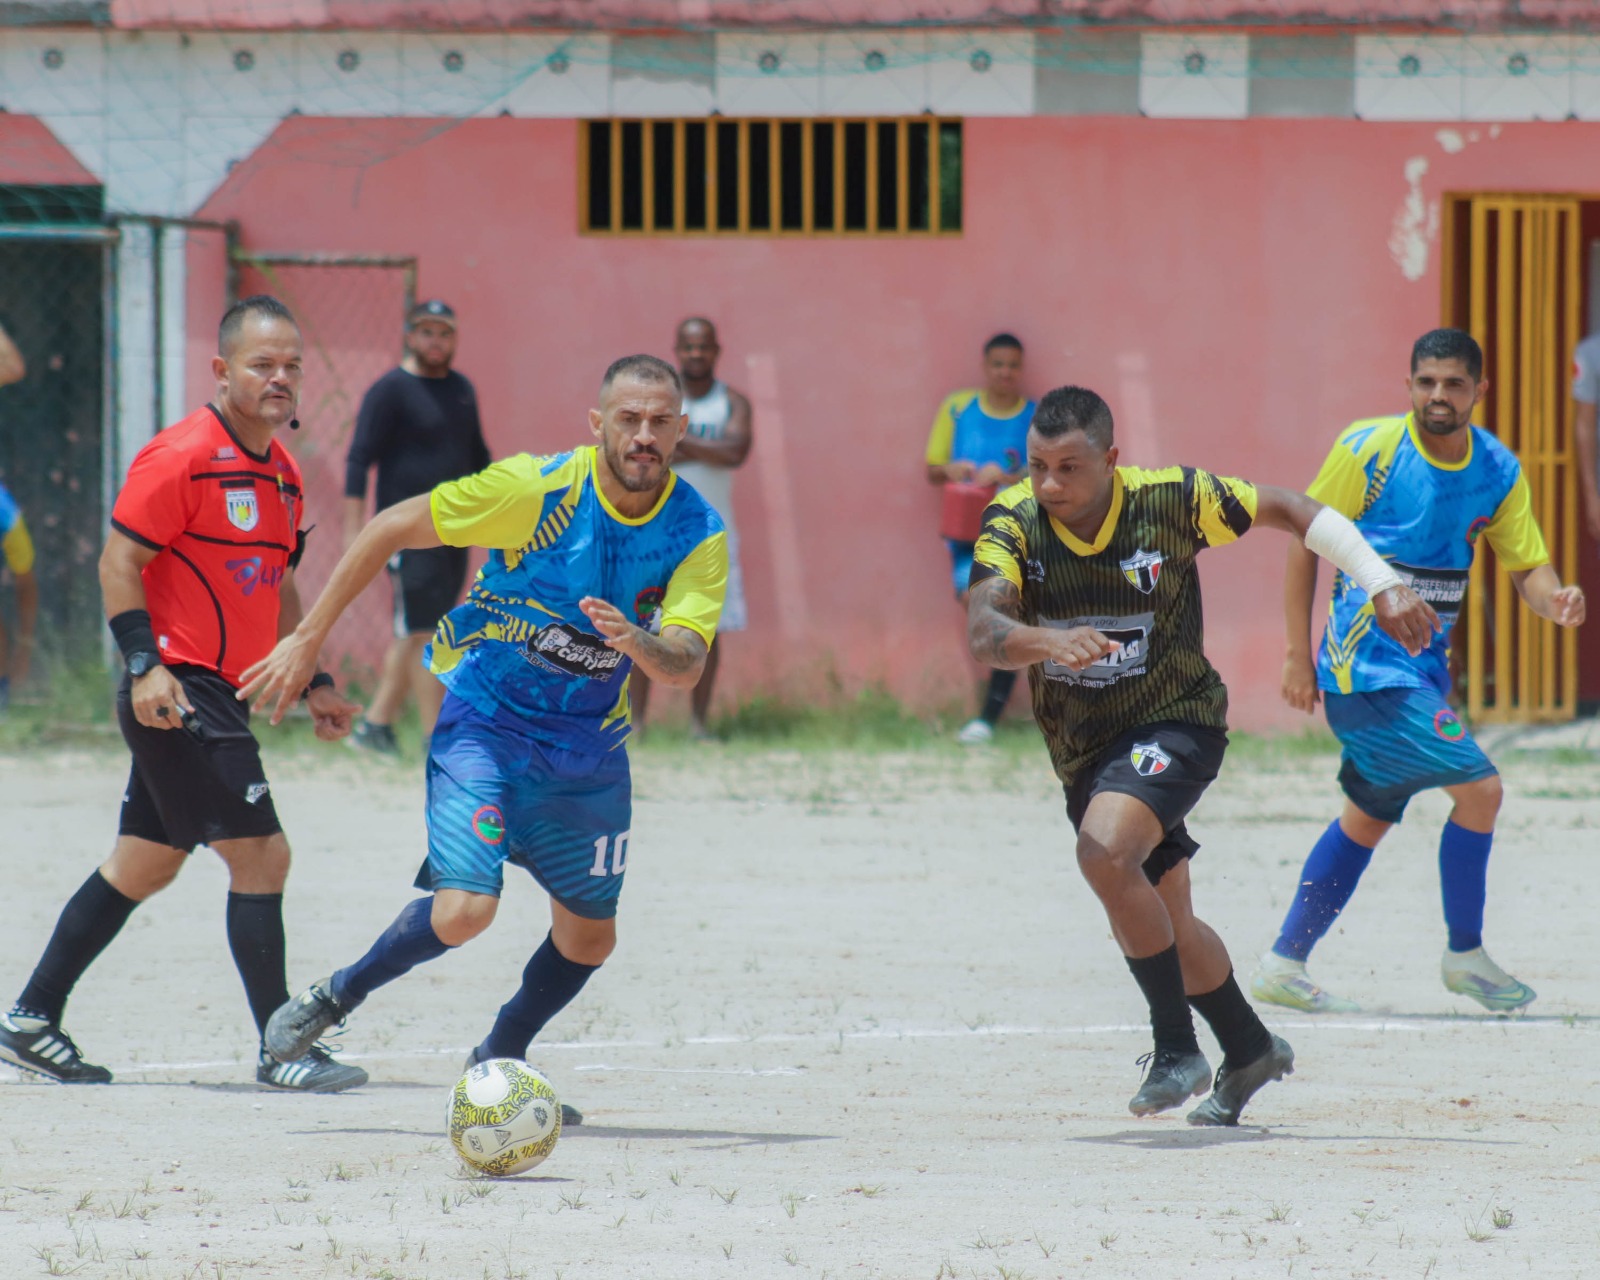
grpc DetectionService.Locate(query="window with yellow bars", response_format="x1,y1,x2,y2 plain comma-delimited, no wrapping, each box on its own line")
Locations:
580,119,963,236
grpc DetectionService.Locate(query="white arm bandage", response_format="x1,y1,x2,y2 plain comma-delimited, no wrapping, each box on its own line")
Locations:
1303,506,1404,599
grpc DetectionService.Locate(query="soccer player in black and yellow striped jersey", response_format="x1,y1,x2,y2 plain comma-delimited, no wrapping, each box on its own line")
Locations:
968,386,1438,1125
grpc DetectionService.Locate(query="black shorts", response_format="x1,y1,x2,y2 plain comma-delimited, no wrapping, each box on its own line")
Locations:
1064,720,1228,886
388,545,469,637
117,664,282,852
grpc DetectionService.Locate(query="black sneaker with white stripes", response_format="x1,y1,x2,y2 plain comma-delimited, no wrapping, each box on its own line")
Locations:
256,1043,367,1093
0,1014,113,1084
265,978,352,1065
463,1044,583,1127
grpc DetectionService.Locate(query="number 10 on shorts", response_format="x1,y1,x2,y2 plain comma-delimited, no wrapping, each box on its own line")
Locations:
589,830,630,877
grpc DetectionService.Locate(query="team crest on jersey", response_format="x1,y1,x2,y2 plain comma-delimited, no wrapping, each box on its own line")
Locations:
1120,547,1163,595
225,488,259,532
1129,742,1171,776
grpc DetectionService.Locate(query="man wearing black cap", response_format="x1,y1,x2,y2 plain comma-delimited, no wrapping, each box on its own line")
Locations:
345,300,492,753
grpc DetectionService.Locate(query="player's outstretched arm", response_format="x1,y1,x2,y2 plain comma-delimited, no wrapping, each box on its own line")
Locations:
1510,564,1586,628
1281,541,1321,714
1252,485,1440,658
578,597,708,687
239,493,442,722
966,576,1117,672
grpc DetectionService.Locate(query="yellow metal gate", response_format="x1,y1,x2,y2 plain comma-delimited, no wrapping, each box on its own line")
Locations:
1443,194,1582,723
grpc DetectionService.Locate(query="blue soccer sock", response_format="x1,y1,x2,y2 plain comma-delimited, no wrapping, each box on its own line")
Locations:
477,933,600,1061
1439,820,1493,953
1272,821,1376,962
331,897,452,1009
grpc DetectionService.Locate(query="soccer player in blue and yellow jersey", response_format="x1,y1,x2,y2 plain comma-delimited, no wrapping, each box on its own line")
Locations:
1256,329,1585,1015
0,482,39,711
925,333,1036,743
242,355,726,1114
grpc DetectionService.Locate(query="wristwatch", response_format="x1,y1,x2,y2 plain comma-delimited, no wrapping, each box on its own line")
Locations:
126,651,163,680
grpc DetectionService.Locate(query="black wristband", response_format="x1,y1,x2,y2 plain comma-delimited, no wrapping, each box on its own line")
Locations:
109,609,159,664
302,671,336,701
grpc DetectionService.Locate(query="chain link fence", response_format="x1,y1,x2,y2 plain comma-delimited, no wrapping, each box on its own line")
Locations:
233,254,416,692
0,222,114,698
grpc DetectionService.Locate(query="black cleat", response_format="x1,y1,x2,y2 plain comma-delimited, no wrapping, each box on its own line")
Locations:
464,1044,583,1127
257,1043,367,1093
1129,1048,1212,1116
0,1015,113,1084
265,979,352,1065
1187,1035,1296,1127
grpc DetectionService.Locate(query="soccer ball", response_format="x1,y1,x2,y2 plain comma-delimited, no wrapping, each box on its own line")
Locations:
447,1058,562,1176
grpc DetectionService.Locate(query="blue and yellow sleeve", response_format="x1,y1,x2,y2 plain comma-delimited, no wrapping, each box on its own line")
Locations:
1305,427,1377,518
924,390,977,467
1482,473,1549,572
1,511,34,576
431,451,583,551
659,531,728,643
970,482,1032,588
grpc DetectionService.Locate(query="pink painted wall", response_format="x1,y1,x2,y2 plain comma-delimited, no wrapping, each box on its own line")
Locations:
173,115,1599,728
108,1,1595,33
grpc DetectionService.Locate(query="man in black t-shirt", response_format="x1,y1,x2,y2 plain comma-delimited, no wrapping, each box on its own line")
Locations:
344,300,491,753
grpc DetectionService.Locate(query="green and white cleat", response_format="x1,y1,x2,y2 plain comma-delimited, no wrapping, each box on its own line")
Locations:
1251,952,1361,1014
1441,947,1536,1013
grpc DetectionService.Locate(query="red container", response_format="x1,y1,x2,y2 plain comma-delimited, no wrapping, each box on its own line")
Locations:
940,481,997,542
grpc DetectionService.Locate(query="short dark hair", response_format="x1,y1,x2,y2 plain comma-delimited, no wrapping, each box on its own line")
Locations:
1033,385,1114,450
676,316,717,343
984,332,1023,355
219,294,298,355
601,353,682,395
1411,328,1483,381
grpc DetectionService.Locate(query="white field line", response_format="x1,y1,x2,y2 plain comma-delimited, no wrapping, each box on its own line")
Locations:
74,1014,1590,1078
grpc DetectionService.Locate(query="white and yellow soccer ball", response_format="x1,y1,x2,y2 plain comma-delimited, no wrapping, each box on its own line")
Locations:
447,1058,562,1176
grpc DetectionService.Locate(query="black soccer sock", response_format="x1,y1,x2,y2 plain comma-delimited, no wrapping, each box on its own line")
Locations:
478,933,600,1061
16,871,140,1025
1190,971,1274,1069
225,892,290,1037
979,669,1017,725
1125,944,1201,1056
332,896,452,1008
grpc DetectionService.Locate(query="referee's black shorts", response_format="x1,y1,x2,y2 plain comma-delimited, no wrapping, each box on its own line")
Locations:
117,663,282,852
388,545,469,637
1064,720,1228,886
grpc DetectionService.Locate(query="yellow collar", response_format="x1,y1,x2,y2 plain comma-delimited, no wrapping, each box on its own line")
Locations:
1048,471,1124,556
1405,413,1473,472
588,445,676,525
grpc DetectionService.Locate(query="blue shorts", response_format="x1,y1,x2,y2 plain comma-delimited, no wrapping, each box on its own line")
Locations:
947,540,976,598
417,696,632,919
1324,686,1497,824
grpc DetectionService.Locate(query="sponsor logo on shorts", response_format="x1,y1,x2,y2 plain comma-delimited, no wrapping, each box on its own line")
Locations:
1119,547,1163,595
225,488,259,532
524,622,626,680
1465,516,1490,547
245,782,270,804
1129,742,1171,776
1433,709,1466,741
471,805,506,845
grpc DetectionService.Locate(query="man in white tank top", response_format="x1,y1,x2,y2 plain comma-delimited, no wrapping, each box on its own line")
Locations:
632,317,752,737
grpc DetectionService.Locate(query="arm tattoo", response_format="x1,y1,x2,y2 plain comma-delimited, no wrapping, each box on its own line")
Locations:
967,576,1025,667
630,625,707,678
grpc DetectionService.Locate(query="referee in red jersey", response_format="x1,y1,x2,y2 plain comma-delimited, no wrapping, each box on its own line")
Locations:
0,296,366,1092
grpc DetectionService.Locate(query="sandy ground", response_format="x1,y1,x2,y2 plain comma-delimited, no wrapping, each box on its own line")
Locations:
1,734,1597,1280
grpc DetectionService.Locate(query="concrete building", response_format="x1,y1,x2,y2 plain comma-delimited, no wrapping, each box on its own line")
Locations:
2,1,1597,723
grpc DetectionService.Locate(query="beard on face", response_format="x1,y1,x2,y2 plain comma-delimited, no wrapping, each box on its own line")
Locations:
604,434,666,493
1419,405,1467,435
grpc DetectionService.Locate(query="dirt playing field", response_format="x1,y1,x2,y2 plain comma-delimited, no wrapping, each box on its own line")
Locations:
2,732,1597,1280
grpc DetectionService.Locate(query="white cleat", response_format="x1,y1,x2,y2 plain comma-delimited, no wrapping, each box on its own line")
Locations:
1441,946,1536,1013
956,718,995,746
1250,951,1361,1013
